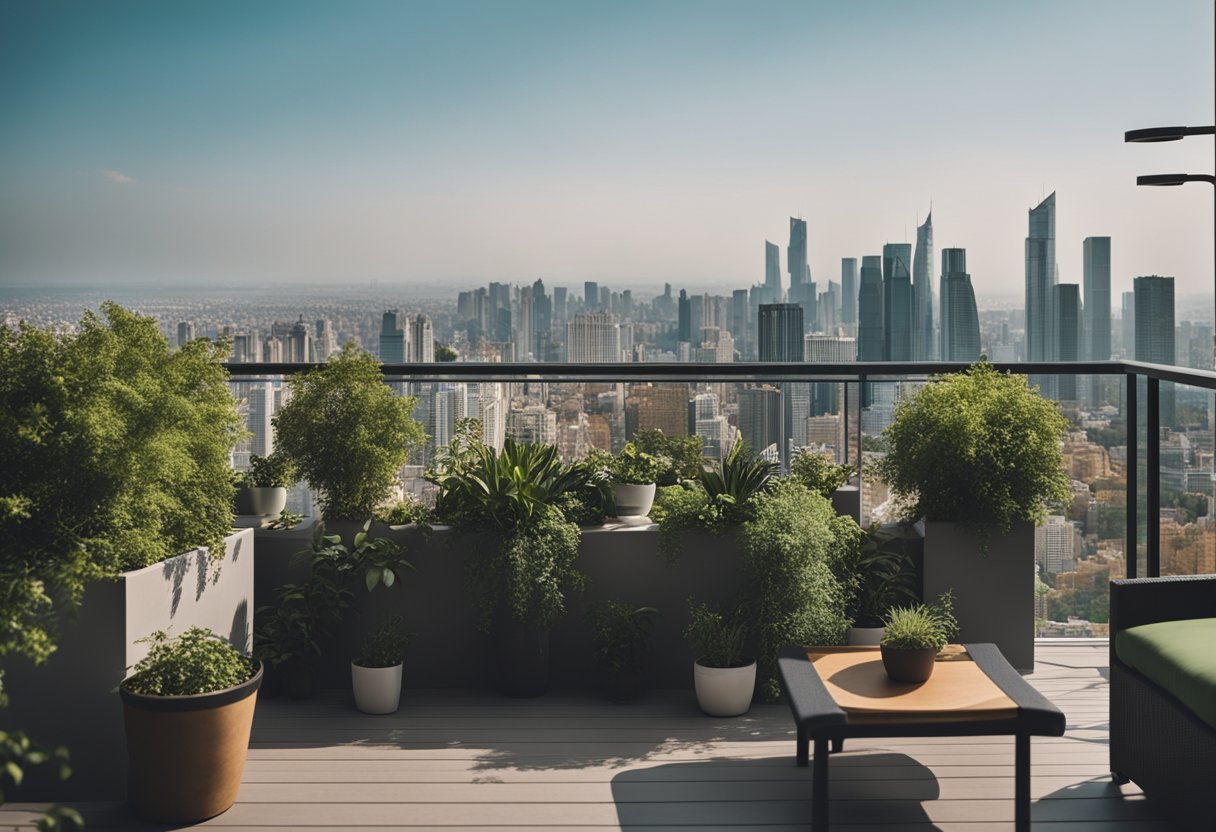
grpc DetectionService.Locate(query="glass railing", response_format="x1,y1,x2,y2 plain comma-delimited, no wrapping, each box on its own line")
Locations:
226,359,1216,640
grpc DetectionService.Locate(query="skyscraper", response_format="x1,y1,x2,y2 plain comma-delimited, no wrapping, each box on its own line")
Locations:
410,314,434,362
939,248,980,362
1083,237,1111,361
176,321,197,348
1121,291,1136,357
765,241,781,296
730,289,750,359
1053,284,1081,400
738,386,782,461
758,304,804,362
858,255,884,361
677,289,691,343
567,313,622,363
378,310,405,363
584,281,599,312
1135,275,1176,424
787,217,808,289
882,243,913,361
841,258,858,326
913,212,935,360
1025,192,1057,361
532,278,551,361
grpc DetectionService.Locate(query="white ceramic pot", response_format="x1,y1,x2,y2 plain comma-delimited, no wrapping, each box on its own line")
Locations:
613,482,656,518
847,626,885,646
693,659,756,717
351,662,403,714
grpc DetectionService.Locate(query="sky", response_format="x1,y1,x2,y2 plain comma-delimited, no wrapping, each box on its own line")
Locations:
1,0,1213,302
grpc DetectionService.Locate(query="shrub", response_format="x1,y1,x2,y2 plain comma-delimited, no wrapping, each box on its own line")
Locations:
685,600,749,669
631,429,706,485
789,449,854,498
881,591,959,652
123,627,255,697
273,342,425,521
843,525,919,628
355,615,411,668
375,496,435,530
585,602,660,671
876,362,1070,536
607,443,668,485
239,450,297,488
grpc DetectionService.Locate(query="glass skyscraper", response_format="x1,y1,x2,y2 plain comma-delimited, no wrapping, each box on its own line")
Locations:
1025,192,1057,361
939,248,980,362
913,211,935,360
882,243,913,361
858,255,884,361
787,217,808,288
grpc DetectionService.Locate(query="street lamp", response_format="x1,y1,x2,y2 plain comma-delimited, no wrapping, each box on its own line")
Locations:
1125,125,1216,143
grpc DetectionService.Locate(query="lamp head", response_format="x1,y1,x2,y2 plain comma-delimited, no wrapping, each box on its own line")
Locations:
1125,126,1188,143
1137,173,1189,187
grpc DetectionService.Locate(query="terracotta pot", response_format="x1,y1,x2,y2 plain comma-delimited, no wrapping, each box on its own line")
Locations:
880,645,937,683
121,663,262,823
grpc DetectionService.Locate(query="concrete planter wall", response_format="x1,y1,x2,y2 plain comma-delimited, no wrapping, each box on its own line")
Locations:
921,520,1034,672
3,528,254,800
253,521,747,692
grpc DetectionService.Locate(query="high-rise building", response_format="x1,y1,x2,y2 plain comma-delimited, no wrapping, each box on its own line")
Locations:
913,212,935,360
787,217,808,288
1035,515,1079,574
314,319,337,362
739,386,783,461
882,243,913,361
379,310,405,363
552,286,568,323
507,404,557,446
730,289,750,360
841,258,858,326
1025,192,1057,361
532,279,551,361
858,255,884,361
410,314,434,363
938,248,980,362
677,289,691,343
758,303,805,362
805,334,856,416
625,385,688,438
584,281,599,312
1135,275,1176,425
1083,237,1111,361
176,321,197,348
765,241,781,296
1053,284,1082,400
567,313,622,363
1121,291,1136,358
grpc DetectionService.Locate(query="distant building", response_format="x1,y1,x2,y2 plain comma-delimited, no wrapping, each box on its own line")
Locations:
1025,192,1057,361
758,303,805,362
913,211,935,360
938,248,980,362
858,255,884,361
1121,291,1136,358
410,314,434,363
882,243,913,361
739,386,782,460
1083,237,1111,361
177,321,197,348
584,281,599,312
1036,515,1079,575
787,217,808,289
840,258,858,326
379,310,405,363
625,384,688,438
765,241,782,296
1053,284,1082,400
567,313,622,363
1135,275,1176,425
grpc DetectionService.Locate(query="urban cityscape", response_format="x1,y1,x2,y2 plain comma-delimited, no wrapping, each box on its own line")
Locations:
4,191,1213,638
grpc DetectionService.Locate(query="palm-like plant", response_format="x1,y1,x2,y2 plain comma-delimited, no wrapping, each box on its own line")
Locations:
699,440,778,520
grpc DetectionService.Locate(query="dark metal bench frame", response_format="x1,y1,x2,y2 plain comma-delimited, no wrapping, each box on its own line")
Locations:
778,642,1066,832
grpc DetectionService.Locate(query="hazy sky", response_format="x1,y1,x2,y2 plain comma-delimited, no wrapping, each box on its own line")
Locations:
1,0,1213,301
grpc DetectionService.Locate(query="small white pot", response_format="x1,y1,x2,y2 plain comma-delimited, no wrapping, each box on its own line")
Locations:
693,659,756,717
848,626,885,646
351,662,403,714
613,482,656,517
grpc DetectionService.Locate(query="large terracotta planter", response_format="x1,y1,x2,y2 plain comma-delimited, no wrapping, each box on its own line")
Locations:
120,663,262,823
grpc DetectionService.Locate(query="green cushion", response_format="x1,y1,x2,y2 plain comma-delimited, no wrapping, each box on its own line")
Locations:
1116,617,1216,731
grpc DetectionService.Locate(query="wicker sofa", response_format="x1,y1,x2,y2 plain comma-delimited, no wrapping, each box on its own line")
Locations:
1110,575,1216,831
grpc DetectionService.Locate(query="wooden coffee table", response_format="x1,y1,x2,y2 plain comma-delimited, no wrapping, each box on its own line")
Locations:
777,643,1065,831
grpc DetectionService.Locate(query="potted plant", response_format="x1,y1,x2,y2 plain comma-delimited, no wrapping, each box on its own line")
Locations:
607,443,668,519
845,525,919,645
234,450,296,517
875,362,1070,671
685,600,754,717
428,432,589,697
119,627,261,822
585,601,660,701
352,614,411,714
879,591,958,683
272,342,426,527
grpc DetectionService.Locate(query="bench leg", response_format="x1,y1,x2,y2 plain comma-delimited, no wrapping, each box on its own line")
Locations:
813,737,829,832
831,738,843,753
796,725,809,767
1015,733,1030,832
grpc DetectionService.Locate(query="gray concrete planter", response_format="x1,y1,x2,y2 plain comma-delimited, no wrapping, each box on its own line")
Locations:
235,486,287,517
921,520,1034,672
4,529,254,800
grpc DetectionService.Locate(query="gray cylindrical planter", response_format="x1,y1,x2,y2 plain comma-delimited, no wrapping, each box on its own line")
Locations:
693,659,756,717
235,486,287,517
922,520,1034,672
351,662,403,714
612,483,656,518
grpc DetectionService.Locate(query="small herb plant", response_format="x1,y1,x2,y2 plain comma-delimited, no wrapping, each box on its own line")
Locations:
608,444,668,485
268,509,304,530
881,591,959,653
355,615,411,669
685,600,750,669
123,627,255,696
239,451,297,489
789,449,854,498
585,602,660,671
375,496,435,531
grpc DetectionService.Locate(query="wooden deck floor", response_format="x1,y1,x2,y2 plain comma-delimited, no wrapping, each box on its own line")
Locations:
3,642,1186,830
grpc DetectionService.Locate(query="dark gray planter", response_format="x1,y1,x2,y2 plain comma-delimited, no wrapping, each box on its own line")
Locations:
830,485,861,522
235,486,287,517
2,529,254,800
880,645,937,683
921,520,1034,672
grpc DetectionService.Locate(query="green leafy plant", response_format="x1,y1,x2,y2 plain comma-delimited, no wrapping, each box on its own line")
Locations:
740,479,856,701
375,496,435,530
122,627,256,697
631,429,706,485
585,602,660,671
685,600,750,669
789,449,855,498
876,362,1071,537
238,450,297,488
268,509,304,530
608,443,668,485
699,439,778,521
351,520,414,591
355,614,411,668
846,525,919,628
273,342,426,521
0,728,81,832
881,591,959,652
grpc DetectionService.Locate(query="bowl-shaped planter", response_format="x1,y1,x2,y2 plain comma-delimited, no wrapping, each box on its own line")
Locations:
847,626,885,646
880,645,936,683
693,658,756,717
612,482,656,518
120,663,263,823
351,661,403,714
235,486,287,517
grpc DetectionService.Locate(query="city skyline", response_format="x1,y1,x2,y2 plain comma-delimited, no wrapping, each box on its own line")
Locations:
1,1,1212,296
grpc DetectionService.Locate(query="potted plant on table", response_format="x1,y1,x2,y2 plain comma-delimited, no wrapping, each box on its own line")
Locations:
875,362,1070,671
585,601,660,701
352,614,411,714
607,443,668,519
685,600,754,717
234,450,297,517
879,591,958,683
119,627,261,823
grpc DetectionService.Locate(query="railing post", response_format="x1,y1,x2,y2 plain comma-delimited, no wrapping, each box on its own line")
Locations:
857,373,866,518
1146,377,1161,577
1126,373,1137,580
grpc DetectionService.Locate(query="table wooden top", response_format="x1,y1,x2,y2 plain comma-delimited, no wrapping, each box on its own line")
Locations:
805,645,1019,725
